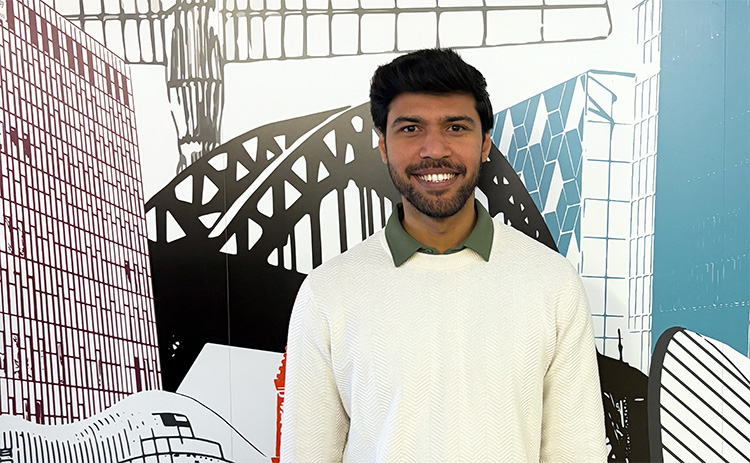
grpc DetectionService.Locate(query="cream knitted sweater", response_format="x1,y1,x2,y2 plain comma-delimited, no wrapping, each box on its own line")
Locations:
280,222,606,462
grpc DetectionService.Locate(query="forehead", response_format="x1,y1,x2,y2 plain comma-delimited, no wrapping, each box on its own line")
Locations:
386,92,478,122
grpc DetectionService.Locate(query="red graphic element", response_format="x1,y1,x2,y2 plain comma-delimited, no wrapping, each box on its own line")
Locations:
272,349,287,463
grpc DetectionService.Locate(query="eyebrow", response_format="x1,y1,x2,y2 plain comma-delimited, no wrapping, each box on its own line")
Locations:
390,115,477,128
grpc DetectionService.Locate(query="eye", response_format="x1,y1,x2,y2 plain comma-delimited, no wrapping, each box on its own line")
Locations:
401,125,417,133
449,124,466,132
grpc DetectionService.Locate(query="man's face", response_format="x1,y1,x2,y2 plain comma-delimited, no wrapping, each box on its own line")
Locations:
378,92,492,219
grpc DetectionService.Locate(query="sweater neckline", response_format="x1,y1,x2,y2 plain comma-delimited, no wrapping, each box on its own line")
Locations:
379,233,486,271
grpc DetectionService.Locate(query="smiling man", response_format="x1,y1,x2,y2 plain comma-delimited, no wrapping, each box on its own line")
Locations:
280,49,606,462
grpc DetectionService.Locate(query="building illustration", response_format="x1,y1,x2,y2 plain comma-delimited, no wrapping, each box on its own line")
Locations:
0,0,160,424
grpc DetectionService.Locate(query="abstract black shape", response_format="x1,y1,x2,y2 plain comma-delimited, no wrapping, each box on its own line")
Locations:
598,352,650,462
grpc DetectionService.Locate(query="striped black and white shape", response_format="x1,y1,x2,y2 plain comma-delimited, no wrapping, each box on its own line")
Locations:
649,327,750,462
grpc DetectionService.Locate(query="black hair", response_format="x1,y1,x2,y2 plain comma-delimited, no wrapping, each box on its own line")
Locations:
369,48,493,135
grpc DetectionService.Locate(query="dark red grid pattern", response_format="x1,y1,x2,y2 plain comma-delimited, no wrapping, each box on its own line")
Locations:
0,0,160,425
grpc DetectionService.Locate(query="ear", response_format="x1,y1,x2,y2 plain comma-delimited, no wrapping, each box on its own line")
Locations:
377,131,388,164
480,132,491,163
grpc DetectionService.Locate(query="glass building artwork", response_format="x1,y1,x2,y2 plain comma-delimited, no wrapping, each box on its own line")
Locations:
0,0,160,424
492,70,658,372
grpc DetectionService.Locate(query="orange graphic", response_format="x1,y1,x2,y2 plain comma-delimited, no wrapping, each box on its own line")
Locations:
272,350,287,463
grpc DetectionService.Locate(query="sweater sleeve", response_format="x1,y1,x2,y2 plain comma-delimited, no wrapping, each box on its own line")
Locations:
540,264,607,463
280,277,350,463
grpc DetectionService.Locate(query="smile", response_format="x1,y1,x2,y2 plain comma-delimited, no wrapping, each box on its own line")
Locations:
417,173,456,183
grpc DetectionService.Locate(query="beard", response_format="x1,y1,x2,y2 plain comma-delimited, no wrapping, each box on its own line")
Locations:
386,158,480,219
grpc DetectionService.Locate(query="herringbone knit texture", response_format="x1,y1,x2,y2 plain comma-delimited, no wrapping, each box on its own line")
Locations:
280,222,606,462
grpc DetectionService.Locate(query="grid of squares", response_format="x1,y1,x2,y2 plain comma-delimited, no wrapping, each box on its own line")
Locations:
0,0,160,425
51,0,614,64
629,0,661,371
220,1,613,61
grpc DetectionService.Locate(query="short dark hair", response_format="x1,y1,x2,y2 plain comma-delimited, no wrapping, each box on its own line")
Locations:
369,48,493,135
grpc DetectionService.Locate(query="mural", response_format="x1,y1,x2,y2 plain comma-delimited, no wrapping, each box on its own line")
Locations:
1,0,748,461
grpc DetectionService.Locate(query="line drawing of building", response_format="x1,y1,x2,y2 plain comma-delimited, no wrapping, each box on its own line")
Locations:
51,0,614,171
0,0,160,424
0,390,268,462
489,0,661,373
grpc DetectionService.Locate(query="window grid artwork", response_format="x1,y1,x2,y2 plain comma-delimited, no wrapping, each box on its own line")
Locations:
0,0,160,425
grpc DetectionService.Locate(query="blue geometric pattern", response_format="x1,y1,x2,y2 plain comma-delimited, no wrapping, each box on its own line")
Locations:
491,76,585,256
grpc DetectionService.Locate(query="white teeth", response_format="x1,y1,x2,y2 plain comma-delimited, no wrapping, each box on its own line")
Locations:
420,173,455,183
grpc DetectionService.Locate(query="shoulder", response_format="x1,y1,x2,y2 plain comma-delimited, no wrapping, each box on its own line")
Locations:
488,220,582,296
492,220,572,270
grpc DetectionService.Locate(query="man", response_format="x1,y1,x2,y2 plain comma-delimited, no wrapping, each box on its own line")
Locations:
281,49,606,462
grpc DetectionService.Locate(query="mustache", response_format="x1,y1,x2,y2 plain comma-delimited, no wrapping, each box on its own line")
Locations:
405,159,467,175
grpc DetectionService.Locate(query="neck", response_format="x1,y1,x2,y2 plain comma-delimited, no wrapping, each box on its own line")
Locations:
401,197,477,254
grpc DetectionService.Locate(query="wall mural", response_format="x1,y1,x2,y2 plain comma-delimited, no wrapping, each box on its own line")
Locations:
0,0,748,462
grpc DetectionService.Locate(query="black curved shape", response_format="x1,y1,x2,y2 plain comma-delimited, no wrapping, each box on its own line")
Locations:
646,326,683,463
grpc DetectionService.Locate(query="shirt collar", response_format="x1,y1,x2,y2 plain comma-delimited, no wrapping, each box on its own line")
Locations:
384,199,494,267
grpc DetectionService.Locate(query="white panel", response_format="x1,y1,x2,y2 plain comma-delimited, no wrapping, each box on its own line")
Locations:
583,122,613,161
265,15,282,59
607,201,631,239
274,135,286,151
243,137,258,162
350,116,363,133
485,10,541,46
294,214,313,274
284,15,304,57
317,162,330,182
249,16,265,59
198,212,222,229
581,237,606,276
396,12,437,51
236,161,250,181
284,181,301,209
219,234,238,255
258,187,274,217
497,112,514,157
360,0,395,8
291,156,307,182
248,219,263,250
283,236,292,270
323,130,337,156
581,159,609,199
208,152,228,171
344,180,363,250
307,15,330,56
320,190,341,264
543,162,563,214
202,177,219,205
608,162,631,201
165,211,186,243
267,248,279,266
544,7,610,41
438,12,483,47
361,14,396,53
370,189,382,231
344,144,355,164
146,207,157,241
331,14,359,55
174,175,193,203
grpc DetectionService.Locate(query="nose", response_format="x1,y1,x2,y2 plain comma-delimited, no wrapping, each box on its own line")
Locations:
419,130,450,159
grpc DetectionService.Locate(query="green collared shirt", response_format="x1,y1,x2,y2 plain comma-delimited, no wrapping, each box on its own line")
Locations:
384,200,494,267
